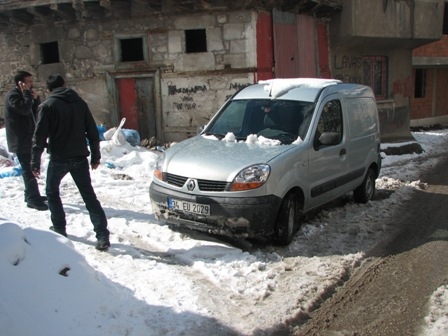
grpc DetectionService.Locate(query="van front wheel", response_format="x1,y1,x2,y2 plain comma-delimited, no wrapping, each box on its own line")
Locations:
353,168,376,203
273,192,303,246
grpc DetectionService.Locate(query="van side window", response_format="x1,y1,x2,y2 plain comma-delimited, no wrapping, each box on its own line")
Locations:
315,100,342,146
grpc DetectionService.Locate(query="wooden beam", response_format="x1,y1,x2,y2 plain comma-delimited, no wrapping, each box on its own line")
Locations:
27,6,55,23
49,3,76,21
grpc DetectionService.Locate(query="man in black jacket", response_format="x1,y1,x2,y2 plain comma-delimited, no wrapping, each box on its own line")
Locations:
4,70,48,211
31,74,110,251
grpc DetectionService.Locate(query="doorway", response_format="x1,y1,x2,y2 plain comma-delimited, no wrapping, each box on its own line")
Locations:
115,75,158,142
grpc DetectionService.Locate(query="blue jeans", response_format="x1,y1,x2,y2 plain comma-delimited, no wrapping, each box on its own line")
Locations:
16,153,43,202
46,157,109,240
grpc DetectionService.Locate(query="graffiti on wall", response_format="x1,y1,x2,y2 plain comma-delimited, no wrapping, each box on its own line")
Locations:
167,83,208,111
392,77,410,97
333,54,362,83
173,96,197,110
167,81,252,111
229,82,250,91
168,84,208,95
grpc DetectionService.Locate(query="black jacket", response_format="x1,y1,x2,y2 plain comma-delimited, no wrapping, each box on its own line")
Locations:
4,87,41,154
31,87,100,170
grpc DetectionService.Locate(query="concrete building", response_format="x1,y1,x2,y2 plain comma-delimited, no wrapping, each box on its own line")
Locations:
411,2,448,128
0,0,444,144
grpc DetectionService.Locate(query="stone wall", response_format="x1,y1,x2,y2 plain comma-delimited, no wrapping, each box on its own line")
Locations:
0,10,258,143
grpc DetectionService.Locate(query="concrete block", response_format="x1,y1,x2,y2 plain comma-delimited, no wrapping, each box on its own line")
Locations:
223,23,245,40
174,14,216,29
207,27,224,51
168,31,182,54
179,53,215,71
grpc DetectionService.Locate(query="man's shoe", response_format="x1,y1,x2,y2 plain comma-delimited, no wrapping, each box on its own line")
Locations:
27,199,49,211
49,226,67,237
24,196,48,203
95,239,111,251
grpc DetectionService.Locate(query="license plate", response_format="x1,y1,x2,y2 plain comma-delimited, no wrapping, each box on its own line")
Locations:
168,198,210,216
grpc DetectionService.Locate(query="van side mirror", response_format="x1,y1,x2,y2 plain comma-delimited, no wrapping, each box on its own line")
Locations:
314,132,340,150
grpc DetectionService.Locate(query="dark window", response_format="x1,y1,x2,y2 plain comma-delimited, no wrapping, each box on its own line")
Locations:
362,56,388,100
185,29,207,53
414,69,426,98
120,37,144,62
41,41,60,64
316,100,343,145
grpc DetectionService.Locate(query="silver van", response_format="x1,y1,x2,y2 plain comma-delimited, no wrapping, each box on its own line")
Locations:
149,78,382,245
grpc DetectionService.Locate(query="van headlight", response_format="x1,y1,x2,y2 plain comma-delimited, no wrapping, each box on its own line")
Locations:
230,164,270,191
153,152,166,181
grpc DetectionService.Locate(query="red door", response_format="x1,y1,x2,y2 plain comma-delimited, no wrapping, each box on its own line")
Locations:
117,78,139,131
116,77,156,141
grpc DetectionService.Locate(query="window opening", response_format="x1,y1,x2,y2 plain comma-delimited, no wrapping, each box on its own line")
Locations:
120,37,144,62
185,29,207,53
362,56,388,100
41,41,60,64
414,69,426,98
316,100,343,145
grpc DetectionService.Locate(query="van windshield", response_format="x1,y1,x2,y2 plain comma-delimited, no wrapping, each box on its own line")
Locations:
205,99,315,144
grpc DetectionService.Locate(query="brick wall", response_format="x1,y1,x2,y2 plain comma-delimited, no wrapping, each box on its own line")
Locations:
413,35,448,57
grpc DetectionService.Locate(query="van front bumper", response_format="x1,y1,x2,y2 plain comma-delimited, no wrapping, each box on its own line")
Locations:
149,182,282,238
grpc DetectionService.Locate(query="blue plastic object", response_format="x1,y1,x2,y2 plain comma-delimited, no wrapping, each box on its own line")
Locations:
122,129,140,147
97,125,106,141
104,162,116,169
0,166,22,179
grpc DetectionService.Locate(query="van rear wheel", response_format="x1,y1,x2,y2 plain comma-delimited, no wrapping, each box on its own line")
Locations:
273,192,303,246
353,168,376,203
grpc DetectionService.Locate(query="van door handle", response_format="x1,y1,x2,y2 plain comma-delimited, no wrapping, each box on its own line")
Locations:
340,148,346,156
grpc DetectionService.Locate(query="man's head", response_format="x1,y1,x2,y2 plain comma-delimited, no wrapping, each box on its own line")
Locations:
46,74,65,92
14,70,33,88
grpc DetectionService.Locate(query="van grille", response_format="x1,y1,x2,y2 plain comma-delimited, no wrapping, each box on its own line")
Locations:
197,179,228,192
165,173,228,192
166,173,188,187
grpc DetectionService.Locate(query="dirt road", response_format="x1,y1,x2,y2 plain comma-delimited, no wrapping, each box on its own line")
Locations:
291,155,448,336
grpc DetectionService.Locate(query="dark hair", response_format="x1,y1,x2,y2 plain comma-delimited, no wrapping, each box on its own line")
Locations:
46,74,65,92
14,71,33,86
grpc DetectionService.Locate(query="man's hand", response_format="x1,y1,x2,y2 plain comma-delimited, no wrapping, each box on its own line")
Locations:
18,81,29,93
91,163,100,170
32,170,40,178
31,88,39,100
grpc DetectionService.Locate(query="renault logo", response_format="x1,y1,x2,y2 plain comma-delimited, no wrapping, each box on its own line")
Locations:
187,179,196,191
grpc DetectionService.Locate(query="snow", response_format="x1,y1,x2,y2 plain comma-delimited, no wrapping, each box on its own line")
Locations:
0,127,447,335
259,78,341,98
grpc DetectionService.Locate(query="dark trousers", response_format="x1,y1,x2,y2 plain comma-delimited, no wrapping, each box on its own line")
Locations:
16,152,43,202
46,157,109,240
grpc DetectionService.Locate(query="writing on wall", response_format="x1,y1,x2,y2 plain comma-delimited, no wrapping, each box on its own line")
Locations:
167,81,251,111
333,54,362,83
229,82,250,91
173,96,197,110
168,84,208,96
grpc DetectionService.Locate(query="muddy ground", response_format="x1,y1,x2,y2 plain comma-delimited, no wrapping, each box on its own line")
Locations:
289,154,448,336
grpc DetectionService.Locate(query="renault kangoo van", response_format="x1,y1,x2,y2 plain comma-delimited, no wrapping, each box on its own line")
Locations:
150,78,382,245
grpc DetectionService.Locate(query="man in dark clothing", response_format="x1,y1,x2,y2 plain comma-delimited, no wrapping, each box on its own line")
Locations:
4,70,48,211
31,74,110,251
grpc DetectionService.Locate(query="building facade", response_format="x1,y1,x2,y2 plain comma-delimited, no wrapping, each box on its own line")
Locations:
0,0,444,143
411,27,448,128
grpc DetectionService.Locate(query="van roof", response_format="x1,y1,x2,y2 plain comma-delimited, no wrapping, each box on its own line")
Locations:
233,78,373,103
